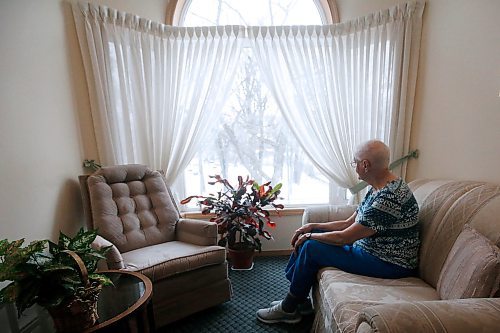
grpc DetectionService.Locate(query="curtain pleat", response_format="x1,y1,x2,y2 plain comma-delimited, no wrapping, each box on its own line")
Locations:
73,0,424,203
249,1,424,202
73,2,243,185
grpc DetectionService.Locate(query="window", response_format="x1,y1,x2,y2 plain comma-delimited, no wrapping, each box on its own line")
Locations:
172,0,346,208
180,0,326,26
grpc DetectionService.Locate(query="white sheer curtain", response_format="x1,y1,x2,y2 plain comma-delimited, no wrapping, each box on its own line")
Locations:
249,1,424,199
72,2,243,185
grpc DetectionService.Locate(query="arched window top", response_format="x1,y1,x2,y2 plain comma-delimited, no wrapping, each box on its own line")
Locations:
166,0,339,26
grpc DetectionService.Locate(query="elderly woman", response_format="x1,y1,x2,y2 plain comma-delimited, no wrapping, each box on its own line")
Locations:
257,140,420,324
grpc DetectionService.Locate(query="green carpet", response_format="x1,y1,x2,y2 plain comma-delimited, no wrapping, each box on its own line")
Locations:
161,256,314,333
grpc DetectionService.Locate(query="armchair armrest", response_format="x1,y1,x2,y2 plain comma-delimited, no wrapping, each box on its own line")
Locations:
92,235,125,270
176,218,218,246
356,298,500,333
302,205,357,225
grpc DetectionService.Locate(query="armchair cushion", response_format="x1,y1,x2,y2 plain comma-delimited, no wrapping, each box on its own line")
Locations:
437,225,500,299
121,241,226,282
87,165,180,253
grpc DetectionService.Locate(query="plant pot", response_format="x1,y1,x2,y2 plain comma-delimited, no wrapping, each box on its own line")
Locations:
48,294,100,333
228,244,255,270
48,250,102,332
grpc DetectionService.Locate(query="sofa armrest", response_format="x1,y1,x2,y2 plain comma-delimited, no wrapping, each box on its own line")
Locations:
176,218,218,246
356,298,500,333
302,205,357,225
92,235,125,270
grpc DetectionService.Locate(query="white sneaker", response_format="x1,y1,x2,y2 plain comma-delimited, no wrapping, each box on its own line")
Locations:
270,297,314,316
256,301,302,324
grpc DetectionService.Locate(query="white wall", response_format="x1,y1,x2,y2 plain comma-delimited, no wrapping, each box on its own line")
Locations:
336,0,402,19
0,0,499,248
336,0,500,183
0,0,84,241
0,0,169,243
409,0,500,182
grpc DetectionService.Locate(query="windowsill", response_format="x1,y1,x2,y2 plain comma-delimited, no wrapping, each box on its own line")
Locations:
181,207,305,219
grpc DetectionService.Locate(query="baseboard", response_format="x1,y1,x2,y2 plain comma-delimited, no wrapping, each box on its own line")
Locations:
255,249,292,257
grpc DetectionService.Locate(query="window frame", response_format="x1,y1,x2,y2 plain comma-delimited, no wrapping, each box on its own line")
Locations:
165,0,339,25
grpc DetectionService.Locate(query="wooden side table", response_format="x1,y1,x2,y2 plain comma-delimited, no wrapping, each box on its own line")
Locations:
84,270,154,333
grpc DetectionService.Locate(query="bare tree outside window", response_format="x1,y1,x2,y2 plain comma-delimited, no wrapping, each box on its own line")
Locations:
181,0,342,207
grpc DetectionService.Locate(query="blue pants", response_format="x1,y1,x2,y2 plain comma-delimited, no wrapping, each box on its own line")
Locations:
285,239,416,299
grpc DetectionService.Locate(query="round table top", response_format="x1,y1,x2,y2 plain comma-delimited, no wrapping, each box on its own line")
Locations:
86,270,153,332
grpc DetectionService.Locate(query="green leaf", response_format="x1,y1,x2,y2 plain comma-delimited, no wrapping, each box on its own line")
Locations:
48,240,59,256
42,263,76,274
69,228,97,251
0,238,18,255
89,274,113,286
0,239,8,252
58,232,71,249
269,183,282,195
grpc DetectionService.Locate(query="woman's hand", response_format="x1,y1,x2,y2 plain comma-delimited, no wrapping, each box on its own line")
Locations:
293,232,312,255
291,224,314,247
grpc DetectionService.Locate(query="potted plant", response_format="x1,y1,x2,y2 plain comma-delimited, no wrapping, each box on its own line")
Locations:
0,228,112,333
181,175,284,269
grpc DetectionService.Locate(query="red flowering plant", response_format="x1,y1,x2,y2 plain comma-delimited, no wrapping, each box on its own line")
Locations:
181,175,284,252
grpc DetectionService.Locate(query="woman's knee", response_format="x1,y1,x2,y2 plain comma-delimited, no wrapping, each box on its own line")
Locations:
301,241,356,268
301,239,337,256
298,239,329,265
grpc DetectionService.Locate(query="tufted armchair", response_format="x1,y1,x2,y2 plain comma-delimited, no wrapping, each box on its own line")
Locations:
78,164,232,327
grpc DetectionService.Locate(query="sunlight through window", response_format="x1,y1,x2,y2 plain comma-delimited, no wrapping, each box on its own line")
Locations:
178,0,345,208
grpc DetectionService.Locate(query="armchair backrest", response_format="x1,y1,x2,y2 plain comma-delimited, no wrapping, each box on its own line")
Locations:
79,164,180,253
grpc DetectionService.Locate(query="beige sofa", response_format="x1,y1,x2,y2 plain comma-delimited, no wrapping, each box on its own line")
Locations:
303,179,500,333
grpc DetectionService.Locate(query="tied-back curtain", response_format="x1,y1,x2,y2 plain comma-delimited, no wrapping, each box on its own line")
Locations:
249,1,424,200
72,2,243,185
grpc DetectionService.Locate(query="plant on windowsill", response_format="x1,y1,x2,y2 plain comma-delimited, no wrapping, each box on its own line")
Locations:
0,228,112,333
181,175,283,269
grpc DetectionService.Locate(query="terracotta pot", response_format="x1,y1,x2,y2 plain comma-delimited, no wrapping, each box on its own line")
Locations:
228,244,255,270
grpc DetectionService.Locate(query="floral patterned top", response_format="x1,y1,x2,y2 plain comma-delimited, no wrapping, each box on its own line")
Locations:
353,178,420,269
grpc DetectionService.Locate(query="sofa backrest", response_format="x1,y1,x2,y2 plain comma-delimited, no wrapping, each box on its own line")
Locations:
83,164,180,253
409,179,500,290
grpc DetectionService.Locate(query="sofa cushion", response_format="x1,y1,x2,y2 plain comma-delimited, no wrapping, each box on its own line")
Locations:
316,268,439,333
437,226,500,299
121,241,226,282
412,180,500,289
357,298,500,333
